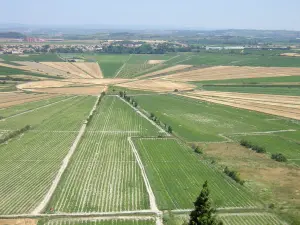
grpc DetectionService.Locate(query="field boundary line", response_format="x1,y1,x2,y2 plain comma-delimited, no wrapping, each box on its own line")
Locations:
0,210,158,219
127,137,163,225
114,54,132,78
228,129,297,136
1,96,77,121
31,95,100,215
117,96,169,135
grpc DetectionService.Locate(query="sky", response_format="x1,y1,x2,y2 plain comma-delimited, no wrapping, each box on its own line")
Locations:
2,0,300,30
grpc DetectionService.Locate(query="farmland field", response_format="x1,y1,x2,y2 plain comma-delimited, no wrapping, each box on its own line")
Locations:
134,138,258,209
48,96,159,212
45,219,156,225
134,94,300,142
0,96,95,214
218,213,285,225
202,85,300,96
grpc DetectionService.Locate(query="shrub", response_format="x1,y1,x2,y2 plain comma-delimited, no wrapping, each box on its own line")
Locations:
271,153,287,162
0,125,31,144
174,89,179,92
194,146,203,154
224,166,245,185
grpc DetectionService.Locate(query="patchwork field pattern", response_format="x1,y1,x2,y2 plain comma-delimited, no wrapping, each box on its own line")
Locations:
0,96,95,214
179,91,300,120
162,66,300,82
48,96,159,212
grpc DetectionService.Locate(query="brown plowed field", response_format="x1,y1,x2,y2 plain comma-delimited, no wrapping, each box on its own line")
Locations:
139,65,193,78
163,66,300,82
27,85,106,96
67,78,132,85
0,219,37,225
17,80,73,89
72,62,103,78
179,91,300,120
116,79,196,92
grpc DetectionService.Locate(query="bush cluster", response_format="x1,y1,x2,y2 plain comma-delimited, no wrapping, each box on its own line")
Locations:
194,146,203,154
224,166,245,185
271,153,287,162
240,139,266,153
0,125,31,144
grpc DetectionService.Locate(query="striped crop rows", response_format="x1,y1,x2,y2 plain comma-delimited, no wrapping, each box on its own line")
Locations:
219,213,284,225
48,96,159,212
0,96,95,214
134,138,260,210
46,218,155,225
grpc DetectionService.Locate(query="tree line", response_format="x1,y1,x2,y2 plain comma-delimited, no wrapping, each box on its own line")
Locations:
0,125,31,144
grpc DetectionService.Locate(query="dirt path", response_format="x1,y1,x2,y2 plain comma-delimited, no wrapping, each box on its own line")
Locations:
31,95,100,214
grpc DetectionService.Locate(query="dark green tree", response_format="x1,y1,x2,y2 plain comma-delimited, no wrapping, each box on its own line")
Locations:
167,126,173,134
189,181,223,225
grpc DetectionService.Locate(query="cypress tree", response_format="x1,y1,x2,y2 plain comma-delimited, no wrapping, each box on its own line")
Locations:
189,181,223,225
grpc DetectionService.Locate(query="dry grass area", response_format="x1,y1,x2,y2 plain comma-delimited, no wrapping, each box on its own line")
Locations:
280,53,300,57
200,143,300,206
67,78,130,85
147,60,166,65
72,62,103,78
0,92,56,108
17,80,73,89
139,65,193,78
40,62,93,78
15,61,70,78
27,85,106,96
0,219,37,225
116,79,196,92
179,90,300,120
162,66,300,82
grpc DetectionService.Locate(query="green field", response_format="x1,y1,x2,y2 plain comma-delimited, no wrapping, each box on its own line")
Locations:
134,94,300,142
230,133,300,165
195,75,300,85
201,85,300,96
218,213,285,225
45,219,155,225
0,95,68,118
134,138,258,209
0,96,95,214
48,96,159,212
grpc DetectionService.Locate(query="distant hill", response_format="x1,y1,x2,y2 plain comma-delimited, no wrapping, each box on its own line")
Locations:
0,32,25,39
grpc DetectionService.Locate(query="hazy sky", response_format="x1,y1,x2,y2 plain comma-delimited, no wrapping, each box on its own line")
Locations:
2,0,300,30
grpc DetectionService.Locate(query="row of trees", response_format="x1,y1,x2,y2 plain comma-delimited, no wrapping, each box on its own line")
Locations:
87,91,106,126
240,139,266,153
0,125,31,144
119,91,138,108
271,153,287,162
149,112,172,134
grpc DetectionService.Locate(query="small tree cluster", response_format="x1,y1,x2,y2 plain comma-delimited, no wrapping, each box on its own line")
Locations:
224,166,245,185
0,125,31,144
97,91,106,105
240,139,266,153
271,153,287,162
194,146,203,154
